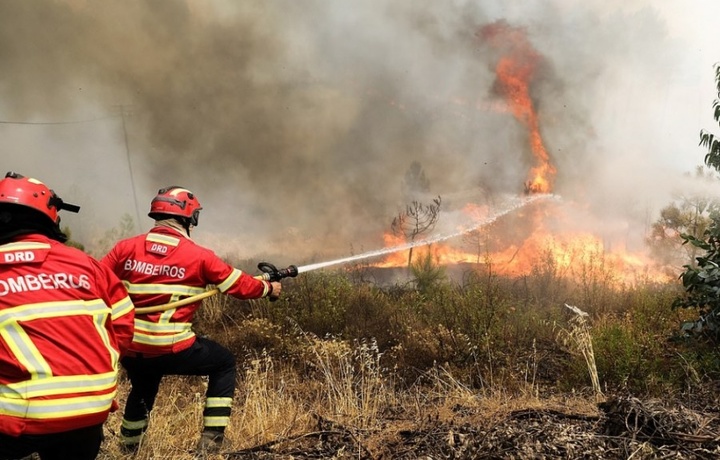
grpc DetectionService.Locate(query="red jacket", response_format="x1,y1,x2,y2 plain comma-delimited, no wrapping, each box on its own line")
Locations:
0,234,135,436
100,225,272,356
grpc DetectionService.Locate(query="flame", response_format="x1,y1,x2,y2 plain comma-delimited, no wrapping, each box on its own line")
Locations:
376,201,671,286
479,21,556,194
374,21,669,287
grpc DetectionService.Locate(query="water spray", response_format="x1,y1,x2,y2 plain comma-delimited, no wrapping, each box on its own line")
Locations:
296,193,558,274
134,193,556,314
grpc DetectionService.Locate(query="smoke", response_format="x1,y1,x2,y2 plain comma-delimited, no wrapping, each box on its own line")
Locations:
0,0,713,263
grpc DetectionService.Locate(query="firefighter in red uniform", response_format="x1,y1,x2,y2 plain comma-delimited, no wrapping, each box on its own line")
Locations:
101,185,282,454
0,172,135,460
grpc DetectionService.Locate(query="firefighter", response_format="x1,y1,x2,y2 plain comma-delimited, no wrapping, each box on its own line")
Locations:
0,172,135,460
101,185,282,454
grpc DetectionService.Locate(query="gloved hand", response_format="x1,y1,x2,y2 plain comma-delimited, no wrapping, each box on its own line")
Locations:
269,281,282,300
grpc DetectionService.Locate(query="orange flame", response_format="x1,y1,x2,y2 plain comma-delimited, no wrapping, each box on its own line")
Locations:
374,21,670,287
479,21,556,194
376,201,671,286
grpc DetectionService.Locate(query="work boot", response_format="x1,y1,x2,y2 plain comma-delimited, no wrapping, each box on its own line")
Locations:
119,441,141,455
195,430,224,457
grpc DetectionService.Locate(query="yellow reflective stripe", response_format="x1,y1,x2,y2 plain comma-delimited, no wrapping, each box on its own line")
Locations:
0,372,117,399
135,319,192,333
217,268,242,292
122,418,148,430
0,242,51,252
159,307,176,322
206,397,233,408
0,300,112,379
112,296,134,321
94,308,119,367
0,299,109,324
121,434,143,445
132,329,195,346
203,416,230,427
0,323,52,378
146,233,180,246
124,282,205,297
0,392,116,419
158,293,180,323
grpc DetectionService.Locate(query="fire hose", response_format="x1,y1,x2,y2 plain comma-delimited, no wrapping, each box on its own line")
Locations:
133,262,299,315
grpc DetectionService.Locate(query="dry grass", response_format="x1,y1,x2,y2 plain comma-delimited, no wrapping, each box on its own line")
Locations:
97,340,600,459
88,269,701,458
556,304,603,401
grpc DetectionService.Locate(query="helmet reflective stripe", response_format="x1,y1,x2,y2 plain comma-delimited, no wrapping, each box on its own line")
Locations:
216,268,243,292
167,188,193,197
124,282,206,297
0,372,117,399
0,393,115,419
148,186,202,225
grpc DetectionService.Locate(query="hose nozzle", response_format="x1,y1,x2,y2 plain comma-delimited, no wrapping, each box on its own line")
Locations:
256,262,299,282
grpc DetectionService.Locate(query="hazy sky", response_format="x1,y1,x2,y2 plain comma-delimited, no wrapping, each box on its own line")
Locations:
1,0,718,265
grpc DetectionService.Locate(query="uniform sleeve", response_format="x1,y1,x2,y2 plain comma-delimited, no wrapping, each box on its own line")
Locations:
92,259,135,355
99,243,121,274
199,248,271,300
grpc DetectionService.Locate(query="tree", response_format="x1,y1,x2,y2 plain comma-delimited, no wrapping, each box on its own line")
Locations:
646,167,715,267
91,213,136,258
401,161,430,202
391,196,442,268
699,64,720,170
62,226,85,252
674,65,720,338
410,248,447,294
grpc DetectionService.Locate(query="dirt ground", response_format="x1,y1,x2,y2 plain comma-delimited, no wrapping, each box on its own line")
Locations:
219,393,720,459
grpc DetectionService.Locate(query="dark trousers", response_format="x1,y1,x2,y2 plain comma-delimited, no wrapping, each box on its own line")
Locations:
121,337,236,423
0,424,103,460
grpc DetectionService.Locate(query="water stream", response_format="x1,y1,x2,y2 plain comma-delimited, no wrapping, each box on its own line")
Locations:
297,193,559,274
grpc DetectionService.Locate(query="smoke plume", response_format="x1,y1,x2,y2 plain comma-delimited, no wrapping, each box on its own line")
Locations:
0,0,711,264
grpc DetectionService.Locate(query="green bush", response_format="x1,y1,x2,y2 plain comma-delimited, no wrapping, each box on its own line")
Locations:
193,260,709,397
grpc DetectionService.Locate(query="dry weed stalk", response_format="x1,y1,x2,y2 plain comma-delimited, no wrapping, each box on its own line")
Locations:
308,335,390,428
195,292,227,324
235,351,306,446
557,303,603,401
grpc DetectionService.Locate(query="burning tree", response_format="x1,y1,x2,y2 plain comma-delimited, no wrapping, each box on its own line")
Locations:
391,196,442,268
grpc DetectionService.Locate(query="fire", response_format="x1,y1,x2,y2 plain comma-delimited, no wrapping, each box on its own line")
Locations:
479,21,556,194
376,202,671,285
374,20,670,286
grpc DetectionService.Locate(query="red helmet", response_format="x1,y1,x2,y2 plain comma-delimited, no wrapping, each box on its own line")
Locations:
149,186,202,226
0,172,79,225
